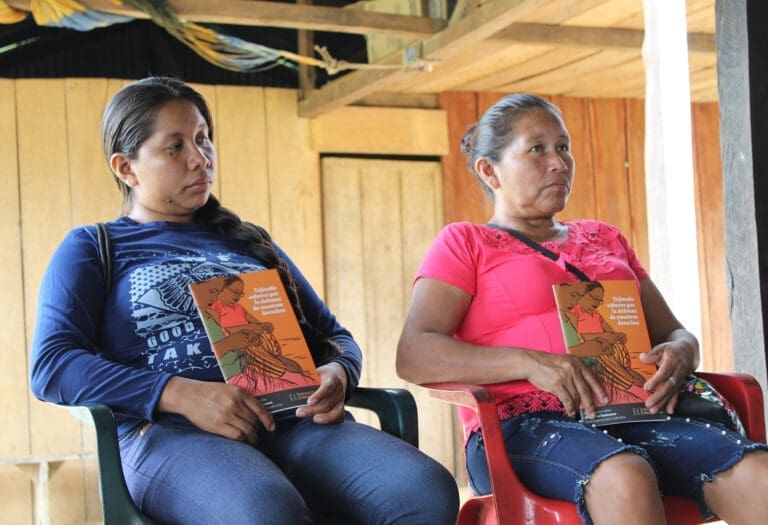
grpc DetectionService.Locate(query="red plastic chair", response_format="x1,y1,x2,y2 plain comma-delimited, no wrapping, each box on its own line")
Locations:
424,372,765,525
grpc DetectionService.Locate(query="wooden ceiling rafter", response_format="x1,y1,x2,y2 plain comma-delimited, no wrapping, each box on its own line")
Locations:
299,1,716,116
5,0,446,37
5,0,719,113
298,0,555,117
491,23,715,54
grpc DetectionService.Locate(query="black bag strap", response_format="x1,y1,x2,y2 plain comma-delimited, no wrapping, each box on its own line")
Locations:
486,222,591,282
94,222,112,294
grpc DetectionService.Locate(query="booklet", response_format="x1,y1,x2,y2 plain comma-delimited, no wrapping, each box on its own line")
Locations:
552,279,668,426
189,269,320,415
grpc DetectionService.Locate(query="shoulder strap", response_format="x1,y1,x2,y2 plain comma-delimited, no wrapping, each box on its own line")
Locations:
486,223,591,282
94,222,112,295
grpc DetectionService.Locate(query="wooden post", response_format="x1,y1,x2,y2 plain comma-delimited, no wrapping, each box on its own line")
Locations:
297,0,316,99
642,0,702,342
1,454,94,525
715,0,768,398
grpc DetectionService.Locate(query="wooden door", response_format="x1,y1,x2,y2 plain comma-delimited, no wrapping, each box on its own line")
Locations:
322,157,458,474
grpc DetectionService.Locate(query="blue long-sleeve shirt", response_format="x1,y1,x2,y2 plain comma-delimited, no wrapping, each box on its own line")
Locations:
30,217,362,436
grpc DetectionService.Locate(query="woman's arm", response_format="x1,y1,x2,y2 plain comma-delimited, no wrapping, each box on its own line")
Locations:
30,227,173,421
638,277,700,414
274,244,360,424
396,278,607,418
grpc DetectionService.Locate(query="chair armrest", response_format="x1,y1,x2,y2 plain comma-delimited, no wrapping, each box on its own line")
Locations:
695,372,766,442
347,387,419,447
60,403,157,525
422,383,526,513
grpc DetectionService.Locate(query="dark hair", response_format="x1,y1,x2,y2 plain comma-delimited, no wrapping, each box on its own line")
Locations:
101,76,338,362
585,282,604,294
223,275,244,288
460,94,563,199
101,76,214,213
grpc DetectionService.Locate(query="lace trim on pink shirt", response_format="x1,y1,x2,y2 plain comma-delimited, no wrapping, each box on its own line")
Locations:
479,220,624,279
497,391,566,420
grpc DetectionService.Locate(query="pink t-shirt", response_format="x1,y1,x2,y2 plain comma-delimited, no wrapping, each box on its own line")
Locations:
209,300,250,328
571,304,605,333
415,220,649,441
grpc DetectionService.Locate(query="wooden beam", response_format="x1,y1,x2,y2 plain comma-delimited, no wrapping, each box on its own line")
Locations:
716,0,768,398
492,23,715,54
297,0,316,99
5,0,446,37
356,92,439,109
299,0,552,117
310,106,448,155
643,0,702,341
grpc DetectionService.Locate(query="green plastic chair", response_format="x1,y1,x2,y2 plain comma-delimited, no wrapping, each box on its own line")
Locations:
63,386,419,525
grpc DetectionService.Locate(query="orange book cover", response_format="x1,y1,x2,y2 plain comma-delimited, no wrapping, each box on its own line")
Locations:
189,269,320,415
552,280,668,426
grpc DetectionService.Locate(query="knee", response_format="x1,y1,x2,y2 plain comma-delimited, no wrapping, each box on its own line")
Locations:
383,460,460,525
589,452,660,501
219,476,311,525
711,449,768,489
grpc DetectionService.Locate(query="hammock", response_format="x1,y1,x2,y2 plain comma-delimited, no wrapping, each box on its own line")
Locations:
0,0,433,75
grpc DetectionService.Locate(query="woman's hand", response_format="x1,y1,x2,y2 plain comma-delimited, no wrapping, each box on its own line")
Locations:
525,352,608,420
639,330,697,414
639,278,700,414
158,376,274,445
295,362,348,424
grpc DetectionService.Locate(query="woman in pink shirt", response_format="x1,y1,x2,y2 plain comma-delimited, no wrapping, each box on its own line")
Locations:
396,94,768,525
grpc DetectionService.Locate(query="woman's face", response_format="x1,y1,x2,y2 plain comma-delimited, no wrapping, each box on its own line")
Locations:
484,108,574,219
113,99,216,223
219,280,245,306
564,282,587,309
579,287,604,312
201,278,225,306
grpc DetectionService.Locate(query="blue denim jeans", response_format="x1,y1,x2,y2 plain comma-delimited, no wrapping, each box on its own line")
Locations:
120,412,459,524
465,411,767,525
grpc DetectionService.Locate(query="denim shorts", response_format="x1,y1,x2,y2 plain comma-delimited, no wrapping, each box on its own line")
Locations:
465,411,767,525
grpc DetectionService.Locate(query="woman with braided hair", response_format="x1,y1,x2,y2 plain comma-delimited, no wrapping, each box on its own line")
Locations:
30,76,458,525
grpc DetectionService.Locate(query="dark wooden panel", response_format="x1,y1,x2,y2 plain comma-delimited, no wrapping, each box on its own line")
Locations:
587,98,632,236
438,92,490,225
692,102,733,370
624,98,649,268
552,95,596,223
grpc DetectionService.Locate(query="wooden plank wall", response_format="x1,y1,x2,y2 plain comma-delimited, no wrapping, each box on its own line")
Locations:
0,79,32,525
692,102,733,371
0,79,325,524
321,157,455,473
438,91,731,371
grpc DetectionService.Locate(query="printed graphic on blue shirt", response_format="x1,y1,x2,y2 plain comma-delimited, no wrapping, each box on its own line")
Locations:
129,257,264,374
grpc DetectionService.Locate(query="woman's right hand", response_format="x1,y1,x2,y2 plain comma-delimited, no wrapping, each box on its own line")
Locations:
524,352,608,419
158,376,274,444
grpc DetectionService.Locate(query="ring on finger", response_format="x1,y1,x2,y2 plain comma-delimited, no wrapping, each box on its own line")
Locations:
666,376,677,386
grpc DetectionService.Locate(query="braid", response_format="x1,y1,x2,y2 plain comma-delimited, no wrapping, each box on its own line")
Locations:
195,196,340,362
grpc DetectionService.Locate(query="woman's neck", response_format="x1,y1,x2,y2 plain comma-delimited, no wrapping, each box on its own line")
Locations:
489,215,567,242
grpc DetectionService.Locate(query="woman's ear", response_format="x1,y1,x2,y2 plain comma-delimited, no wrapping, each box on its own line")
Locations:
110,153,138,187
475,157,500,190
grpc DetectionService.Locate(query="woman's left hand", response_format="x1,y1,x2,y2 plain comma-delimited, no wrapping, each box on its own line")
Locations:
295,362,347,424
639,334,695,414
